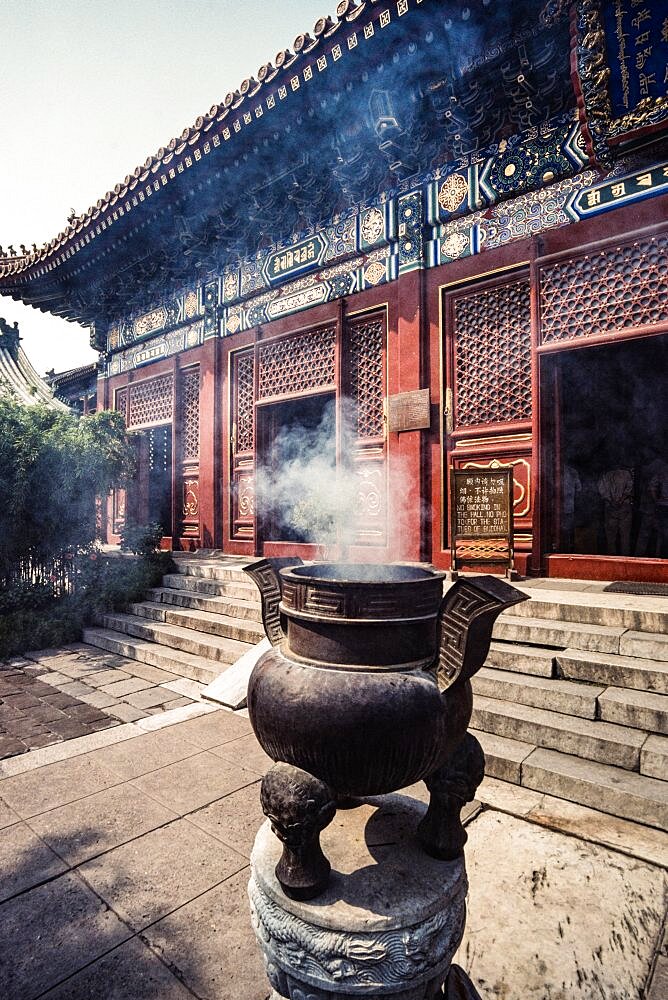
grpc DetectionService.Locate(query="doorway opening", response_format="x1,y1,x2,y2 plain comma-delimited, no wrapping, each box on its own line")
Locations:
543,334,667,560
132,425,173,537
256,393,337,546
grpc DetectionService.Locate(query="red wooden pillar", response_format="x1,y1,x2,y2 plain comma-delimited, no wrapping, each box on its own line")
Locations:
198,337,218,549
388,269,425,563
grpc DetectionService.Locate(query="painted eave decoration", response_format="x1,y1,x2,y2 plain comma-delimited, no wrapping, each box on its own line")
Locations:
1,0,643,334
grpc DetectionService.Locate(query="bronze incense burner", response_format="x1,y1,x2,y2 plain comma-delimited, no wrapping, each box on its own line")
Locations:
244,559,527,900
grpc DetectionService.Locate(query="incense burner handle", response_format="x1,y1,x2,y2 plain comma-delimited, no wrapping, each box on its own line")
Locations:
435,576,528,692
243,557,303,647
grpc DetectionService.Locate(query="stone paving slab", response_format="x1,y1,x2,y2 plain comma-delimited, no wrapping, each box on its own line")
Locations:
0,753,122,818
40,936,195,1000
456,811,667,1000
0,644,206,763
0,821,68,903
129,750,259,816
142,867,268,1000
95,726,204,781
186,780,264,859
29,782,179,867
0,872,131,1000
78,818,247,932
0,700,665,999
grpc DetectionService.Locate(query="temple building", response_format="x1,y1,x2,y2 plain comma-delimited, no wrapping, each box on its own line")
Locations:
1,0,667,579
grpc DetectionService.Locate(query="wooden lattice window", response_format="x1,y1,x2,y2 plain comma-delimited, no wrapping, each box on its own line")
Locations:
180,368,200,461
115,387,128,423
349,316,385,439
234,351,255,453
257,327,336,400
540,233,668,344
453,279,532,427
127,374,174,428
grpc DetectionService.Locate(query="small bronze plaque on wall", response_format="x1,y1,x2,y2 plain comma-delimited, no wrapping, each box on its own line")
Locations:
387,389,431,434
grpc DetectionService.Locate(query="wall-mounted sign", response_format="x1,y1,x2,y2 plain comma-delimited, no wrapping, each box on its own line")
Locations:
602,2,668,125
133,342,167,367
451,468,514,574
567,161,668,220
263,233,326,285
387,389,431,434
577,0,668,151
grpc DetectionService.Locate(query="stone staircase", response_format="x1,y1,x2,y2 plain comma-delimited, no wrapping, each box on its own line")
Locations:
472,585,668,832
84,555,263,686
83,559,668,832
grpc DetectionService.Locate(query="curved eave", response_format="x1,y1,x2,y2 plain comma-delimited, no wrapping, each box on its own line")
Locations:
0,2,387,290
0,345,72,411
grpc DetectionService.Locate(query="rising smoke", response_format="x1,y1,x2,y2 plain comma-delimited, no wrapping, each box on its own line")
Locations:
255,395,422,563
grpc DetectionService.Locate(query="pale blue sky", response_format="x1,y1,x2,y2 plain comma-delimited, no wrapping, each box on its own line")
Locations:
0,0,328,373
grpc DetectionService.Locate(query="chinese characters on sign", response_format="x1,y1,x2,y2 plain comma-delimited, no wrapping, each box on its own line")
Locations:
265,234,325,285
567,160,668,219
451,469,514,573
603,2,668,117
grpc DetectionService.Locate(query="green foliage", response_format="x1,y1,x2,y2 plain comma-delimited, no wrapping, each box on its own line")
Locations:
120,521,164,557
0,551,174,659
0,400,135,583
0,399,151,658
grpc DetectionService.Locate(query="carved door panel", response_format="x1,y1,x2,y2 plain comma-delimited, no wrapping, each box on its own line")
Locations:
230,349,256,542
443,275,534,563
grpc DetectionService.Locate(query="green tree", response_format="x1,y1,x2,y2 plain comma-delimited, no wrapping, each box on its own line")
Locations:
0,400,135,583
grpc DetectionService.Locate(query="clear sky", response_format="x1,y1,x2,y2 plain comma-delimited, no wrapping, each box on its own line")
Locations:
0,0,328,374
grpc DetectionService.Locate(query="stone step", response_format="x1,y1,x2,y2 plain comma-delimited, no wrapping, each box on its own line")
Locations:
128,602,265,644
512,589,668,635
619,630,668,662
485,642,555,678
471,668,604,720
469,728,535,785
641,735,668,780
173,560,251,582
471,694,647,771
161,573,258,602
147,587,262,621
599,687,668,735
557,648,668,695
95,612,252,665
82,627,224,685
494,614,625,655
521,747,668,831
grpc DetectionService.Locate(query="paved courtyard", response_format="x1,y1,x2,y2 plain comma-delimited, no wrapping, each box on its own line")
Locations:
0,645,204,760
0,649,666,999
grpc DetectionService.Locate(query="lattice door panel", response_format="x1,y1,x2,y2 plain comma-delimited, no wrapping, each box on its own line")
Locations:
540,232,668,345
180,368,200,462
178,367,200,539
452,278,532,428
127,374,174,428
348,315,386,440
257,327,336,400
231,349,256,540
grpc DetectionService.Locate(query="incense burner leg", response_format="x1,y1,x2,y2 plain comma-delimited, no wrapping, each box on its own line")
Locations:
260,762,336,901
418,733,485,860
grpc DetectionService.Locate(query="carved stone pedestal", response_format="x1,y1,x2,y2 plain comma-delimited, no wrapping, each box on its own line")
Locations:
249,794,473,1000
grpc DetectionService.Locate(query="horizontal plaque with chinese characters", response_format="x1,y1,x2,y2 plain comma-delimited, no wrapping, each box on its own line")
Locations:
451,468,514,572
263,233,326,285
387,389,431,433
566,161,668,220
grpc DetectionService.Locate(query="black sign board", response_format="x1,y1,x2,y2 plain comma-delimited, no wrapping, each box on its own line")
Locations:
451,468,514,574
